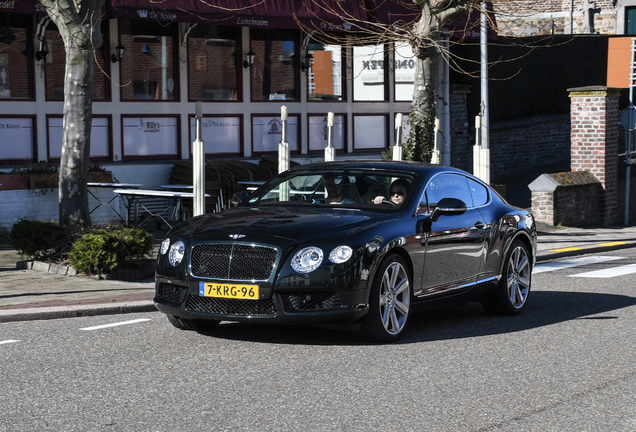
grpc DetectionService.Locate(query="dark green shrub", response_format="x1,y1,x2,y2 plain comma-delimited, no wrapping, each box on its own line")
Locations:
69,227,153,274
9,219,75,260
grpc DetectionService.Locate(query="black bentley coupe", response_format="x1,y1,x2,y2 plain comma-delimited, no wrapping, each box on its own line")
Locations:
155,160,536,342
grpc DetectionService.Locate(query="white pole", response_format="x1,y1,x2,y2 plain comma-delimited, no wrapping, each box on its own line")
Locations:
431,118,441,164
393,112,403,161
480,0,491,184
193,101,205,216
325,111,335,162
279,105,290,201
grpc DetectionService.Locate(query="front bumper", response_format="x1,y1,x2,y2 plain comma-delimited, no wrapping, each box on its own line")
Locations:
154,276,369,324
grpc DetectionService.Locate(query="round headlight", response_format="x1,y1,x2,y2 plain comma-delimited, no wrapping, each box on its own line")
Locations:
291,247,323,273
160,238,170,255
168,241,185,266
329,245,352,264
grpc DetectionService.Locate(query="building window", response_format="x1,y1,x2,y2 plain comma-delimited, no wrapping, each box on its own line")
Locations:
47,115,111,161
308,114,346,152
308,42,344,101
0,13,34,100
44,20,110,101
353,45,387,101
187,25,240,101
395,42,415,101
354,115,387,150
252,114,299,154
118,20,178,101
627,7,636,35
250,29,298,101
0,116,35,162
189,115,242,156
122,116,179,160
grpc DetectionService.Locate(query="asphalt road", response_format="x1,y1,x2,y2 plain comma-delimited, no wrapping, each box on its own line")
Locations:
2,248,636,431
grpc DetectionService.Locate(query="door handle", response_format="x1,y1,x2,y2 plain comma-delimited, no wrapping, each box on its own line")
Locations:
474,221,486,229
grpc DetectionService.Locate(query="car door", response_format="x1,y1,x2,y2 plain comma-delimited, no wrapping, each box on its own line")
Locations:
416,173,488,297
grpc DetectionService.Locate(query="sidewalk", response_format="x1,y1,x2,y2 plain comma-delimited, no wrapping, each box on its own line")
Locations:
2,223,636,323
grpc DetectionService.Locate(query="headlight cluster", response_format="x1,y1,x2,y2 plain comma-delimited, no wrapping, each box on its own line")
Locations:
159,238,186,267
291,245,352,273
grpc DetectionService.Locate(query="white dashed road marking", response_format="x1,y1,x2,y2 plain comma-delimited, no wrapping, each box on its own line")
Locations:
0,340,20,345
79,318,152,331
533,256,624,274
569,263,636,278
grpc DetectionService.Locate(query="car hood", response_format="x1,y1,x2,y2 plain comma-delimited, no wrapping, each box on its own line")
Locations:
182,205,393,245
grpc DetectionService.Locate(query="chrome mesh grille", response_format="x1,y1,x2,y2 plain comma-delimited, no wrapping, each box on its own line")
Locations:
191,244,277,281
157,282,188,304
281,292,342,312
185,295,276,316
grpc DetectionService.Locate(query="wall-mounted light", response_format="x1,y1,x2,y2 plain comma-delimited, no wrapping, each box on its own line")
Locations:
35,39,49,62
111,44,125,63
301,52,314,72
243,50,255,69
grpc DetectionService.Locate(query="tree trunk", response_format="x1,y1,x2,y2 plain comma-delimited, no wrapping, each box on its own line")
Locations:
39,0,104,229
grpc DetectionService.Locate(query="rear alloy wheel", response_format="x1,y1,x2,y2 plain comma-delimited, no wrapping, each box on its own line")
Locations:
166,314,220,331
482,240,531,315
358,254,412,343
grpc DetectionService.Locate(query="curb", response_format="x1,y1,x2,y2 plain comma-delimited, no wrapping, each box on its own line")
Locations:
0,301,157,323
536,240,636,262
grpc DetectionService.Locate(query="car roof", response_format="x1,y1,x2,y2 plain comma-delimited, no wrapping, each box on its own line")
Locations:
286,160,465,176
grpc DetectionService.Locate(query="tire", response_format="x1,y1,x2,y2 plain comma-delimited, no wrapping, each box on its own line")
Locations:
358,254,412,343
482,240,532,315
166,314,221,331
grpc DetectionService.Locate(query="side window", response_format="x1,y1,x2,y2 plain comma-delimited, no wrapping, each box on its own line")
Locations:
468,178,489,207
425,173,472,211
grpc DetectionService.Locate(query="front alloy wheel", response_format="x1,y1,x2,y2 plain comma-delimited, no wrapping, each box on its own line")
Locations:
482,240,531,315
358,254,411,342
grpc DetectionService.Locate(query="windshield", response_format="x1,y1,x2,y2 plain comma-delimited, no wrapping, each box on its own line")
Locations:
242,169,417,210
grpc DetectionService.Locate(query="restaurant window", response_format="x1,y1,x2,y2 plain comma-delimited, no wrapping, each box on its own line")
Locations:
353,45,387,101
47,115,111,161
353,115,387,150
395,42,415,101
187,25,240,101
0,13,34,100
250,29,298,101
308,42,344,101
44,20,110,101
119,20,178,101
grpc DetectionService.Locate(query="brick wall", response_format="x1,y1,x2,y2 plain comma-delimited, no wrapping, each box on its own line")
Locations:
569,86,620,225
495,0,617,36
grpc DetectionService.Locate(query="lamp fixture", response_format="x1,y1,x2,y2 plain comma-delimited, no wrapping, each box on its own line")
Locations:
301,52,314,72
243,50,255,69
35,39,49,62
111,44,125,63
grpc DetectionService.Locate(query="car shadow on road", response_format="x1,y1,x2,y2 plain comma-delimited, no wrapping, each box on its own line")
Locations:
194,290,636,346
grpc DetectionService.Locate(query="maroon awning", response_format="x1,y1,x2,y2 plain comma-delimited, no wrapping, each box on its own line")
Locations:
105,0,377,31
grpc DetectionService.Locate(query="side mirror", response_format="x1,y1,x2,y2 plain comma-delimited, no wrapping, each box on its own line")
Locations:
231,191,250,207
430,197,467,222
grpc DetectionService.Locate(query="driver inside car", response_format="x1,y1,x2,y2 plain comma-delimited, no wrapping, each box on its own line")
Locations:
373,179,409,206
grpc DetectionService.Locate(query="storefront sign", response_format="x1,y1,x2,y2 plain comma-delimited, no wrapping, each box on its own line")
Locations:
252,116,298,153
123,116,178,157
189,116,241,155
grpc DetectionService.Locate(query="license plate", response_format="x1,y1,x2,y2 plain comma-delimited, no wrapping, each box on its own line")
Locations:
199,282,259,300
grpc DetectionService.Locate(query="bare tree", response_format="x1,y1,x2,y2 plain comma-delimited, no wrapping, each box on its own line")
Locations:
38,0,104,229
298,0,487,162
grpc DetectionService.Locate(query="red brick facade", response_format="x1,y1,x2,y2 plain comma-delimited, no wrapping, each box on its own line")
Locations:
569,86,620,225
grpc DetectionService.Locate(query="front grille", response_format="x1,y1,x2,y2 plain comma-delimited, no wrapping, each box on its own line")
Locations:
185,294,276,316
280,292,342,312
191,244,277,281
157,282,188,304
